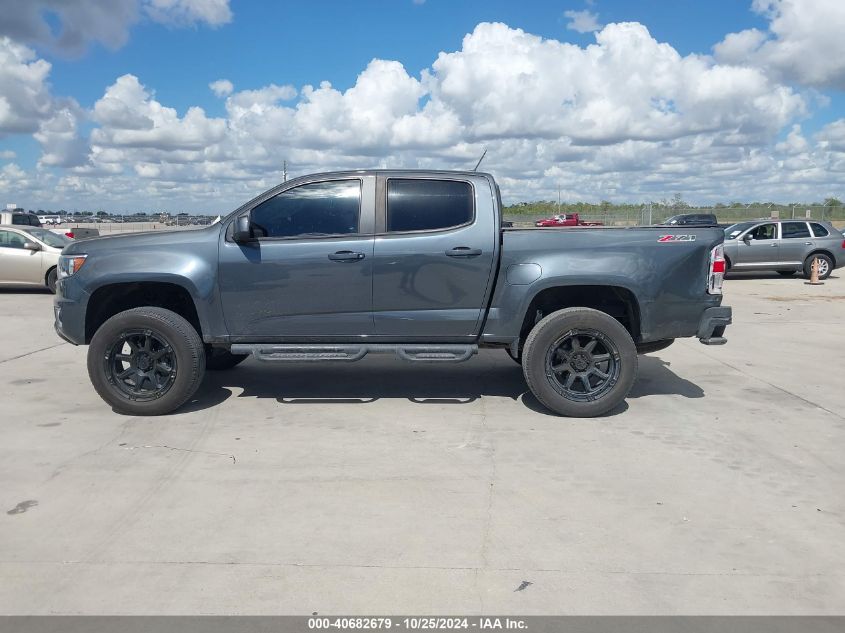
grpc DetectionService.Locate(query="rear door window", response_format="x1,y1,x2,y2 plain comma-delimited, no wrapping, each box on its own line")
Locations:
386,179,473,232
809,222,830,237
781,222,811,239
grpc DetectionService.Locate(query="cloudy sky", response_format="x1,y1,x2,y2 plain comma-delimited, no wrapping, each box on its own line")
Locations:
1,0,844,213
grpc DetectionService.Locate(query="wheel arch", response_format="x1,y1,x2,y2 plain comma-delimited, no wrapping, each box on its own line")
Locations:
85,280,203,343
805,249,835,264
44,265,57,286
518,284,642,347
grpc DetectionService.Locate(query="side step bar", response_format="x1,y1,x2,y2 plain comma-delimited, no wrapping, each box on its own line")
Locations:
230,343,478,364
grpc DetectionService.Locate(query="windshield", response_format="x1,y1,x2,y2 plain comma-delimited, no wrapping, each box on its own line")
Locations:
724,222,757,240
22,228,71,248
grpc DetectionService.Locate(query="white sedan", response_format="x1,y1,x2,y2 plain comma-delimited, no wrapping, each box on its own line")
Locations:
0,225,71,293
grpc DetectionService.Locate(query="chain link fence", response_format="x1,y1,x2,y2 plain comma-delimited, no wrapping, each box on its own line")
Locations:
504,205,845,228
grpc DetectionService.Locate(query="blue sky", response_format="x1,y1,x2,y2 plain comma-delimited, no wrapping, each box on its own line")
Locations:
1,0,844,211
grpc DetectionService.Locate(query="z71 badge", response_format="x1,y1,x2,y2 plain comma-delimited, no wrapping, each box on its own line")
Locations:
658,234,697,242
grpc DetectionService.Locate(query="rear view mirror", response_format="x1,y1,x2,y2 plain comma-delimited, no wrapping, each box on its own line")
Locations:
23,241,41,251
232,214,253,243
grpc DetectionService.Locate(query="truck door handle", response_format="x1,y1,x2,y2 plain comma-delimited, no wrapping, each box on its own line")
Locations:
328,251,365,261
805,242,813,245
446,247,482,257
771,243,778,247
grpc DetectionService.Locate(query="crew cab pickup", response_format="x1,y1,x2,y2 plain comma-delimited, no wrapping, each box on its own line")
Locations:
535,213,603,227
54,170,731,417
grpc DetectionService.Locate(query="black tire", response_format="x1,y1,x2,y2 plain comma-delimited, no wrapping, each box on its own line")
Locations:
777,270,796,277
46,267,57,294
522,307,637,418
804,253,833,280
635,339,674,354
205,347,248,371
87,307,206,416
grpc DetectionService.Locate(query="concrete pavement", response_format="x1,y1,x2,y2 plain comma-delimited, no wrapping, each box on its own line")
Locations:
1,274,844,614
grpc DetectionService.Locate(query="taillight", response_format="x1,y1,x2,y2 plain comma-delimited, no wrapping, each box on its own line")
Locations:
65,231,74,239
708,244,725,295
841,239,845,249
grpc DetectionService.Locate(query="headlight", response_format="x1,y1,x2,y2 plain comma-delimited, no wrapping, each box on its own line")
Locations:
58,254,88,279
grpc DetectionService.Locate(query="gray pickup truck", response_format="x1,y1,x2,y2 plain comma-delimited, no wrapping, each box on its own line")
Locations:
54,170,731,417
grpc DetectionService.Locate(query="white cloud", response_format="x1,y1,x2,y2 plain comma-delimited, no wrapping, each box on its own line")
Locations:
145,0,233,27
209,79,234,97
715,0,845,89
815,119,845,153
564,9,601,33
0,0,231,55
34,101,90,167
0,37,54,136
5,18,845,210
228,84,297,109
425,23,802,145
0,0,138,54
91,75,227,153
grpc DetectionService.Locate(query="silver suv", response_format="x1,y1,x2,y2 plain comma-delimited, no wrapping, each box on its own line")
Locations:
723,219,845,279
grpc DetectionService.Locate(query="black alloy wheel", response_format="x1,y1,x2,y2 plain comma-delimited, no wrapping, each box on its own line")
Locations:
105,329,178,401
87,307,205,415
545,329,620,402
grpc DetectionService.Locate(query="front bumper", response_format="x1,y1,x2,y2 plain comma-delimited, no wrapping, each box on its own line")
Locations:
53,277,89,345
697,306,732,345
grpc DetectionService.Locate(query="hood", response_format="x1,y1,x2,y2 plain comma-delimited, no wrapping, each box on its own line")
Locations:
62,224,222,256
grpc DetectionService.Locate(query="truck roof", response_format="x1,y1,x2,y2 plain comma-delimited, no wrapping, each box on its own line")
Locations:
283,169,495,180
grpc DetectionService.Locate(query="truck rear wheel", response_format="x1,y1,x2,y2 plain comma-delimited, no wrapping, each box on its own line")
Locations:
87,307,206,416
522,307,637,418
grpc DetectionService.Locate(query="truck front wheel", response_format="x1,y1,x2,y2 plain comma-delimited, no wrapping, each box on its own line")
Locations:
522,307,638,418
87,307,206,416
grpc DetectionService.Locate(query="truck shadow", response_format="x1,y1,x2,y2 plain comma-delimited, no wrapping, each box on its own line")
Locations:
179,353,704,417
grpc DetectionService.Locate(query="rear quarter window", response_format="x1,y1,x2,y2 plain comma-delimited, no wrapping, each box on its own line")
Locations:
809,222,830,237
387,179,473,232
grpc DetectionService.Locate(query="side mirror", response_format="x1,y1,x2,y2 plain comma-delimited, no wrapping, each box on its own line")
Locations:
23,241,41,252
742,233,753,244
232,214,254,243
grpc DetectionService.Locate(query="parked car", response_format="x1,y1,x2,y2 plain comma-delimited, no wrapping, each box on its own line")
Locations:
534,213,603,227
0,225,71,293
55,170,731,418
722,219,845,279
661,213,718,226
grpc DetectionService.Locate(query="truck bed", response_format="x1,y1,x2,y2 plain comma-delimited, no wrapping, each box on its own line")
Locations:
483,224,726,344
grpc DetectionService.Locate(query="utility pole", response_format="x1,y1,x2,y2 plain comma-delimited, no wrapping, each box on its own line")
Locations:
283,161,288,183
557,186,561,215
